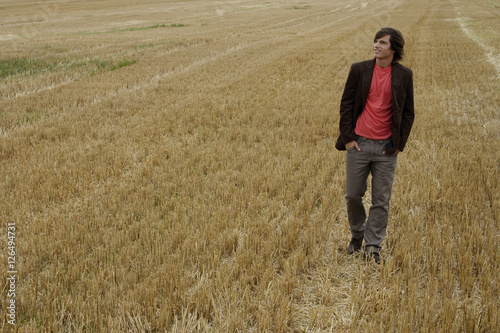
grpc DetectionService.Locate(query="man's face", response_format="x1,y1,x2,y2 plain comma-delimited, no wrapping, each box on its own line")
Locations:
374,35,395,61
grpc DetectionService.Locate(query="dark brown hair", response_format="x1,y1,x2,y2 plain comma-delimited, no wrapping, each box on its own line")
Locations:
375,27,405,63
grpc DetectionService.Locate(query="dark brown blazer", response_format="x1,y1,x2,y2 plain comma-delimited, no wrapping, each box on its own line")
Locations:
335,59,414,153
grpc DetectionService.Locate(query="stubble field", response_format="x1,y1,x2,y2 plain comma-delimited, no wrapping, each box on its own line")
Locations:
0,0,499,331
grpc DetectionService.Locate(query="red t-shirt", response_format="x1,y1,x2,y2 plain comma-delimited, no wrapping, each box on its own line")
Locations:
355,63,393,140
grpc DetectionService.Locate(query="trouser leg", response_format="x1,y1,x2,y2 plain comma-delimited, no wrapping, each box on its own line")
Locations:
345,147,370,239
364,152,397,250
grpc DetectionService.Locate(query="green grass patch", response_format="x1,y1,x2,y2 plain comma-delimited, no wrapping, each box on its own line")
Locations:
121,24,167,32
0,57,136,80
90,58,136,75
109,59,136,70
0,58,57,79
71,23,185,36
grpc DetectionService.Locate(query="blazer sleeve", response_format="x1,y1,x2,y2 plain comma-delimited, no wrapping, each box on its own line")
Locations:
398,69,415,151
338,64,360,146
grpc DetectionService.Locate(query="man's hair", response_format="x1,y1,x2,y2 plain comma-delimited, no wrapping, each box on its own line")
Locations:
375,27,405,63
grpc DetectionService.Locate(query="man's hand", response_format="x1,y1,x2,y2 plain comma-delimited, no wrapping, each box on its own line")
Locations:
346,140,361,151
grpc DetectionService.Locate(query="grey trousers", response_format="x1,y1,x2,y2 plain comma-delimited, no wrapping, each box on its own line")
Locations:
345,136,397,252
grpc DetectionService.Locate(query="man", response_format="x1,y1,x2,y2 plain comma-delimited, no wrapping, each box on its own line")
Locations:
335,27,414,263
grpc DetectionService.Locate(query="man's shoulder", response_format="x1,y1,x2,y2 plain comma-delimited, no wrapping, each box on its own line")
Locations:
393,62,413,75
351,59,375,69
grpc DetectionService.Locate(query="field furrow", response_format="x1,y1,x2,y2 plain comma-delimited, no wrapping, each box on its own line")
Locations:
0,0,498,331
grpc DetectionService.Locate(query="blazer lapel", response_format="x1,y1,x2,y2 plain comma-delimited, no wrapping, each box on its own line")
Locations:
361,59,375,106
391,64,402,111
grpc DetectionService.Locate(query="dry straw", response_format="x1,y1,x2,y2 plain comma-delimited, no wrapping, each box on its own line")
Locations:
0,0,498,331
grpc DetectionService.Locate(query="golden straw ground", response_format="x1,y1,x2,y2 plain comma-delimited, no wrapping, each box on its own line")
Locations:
0,0,498,331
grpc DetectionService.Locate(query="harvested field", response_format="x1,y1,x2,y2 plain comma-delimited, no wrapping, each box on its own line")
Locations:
0,0,499,331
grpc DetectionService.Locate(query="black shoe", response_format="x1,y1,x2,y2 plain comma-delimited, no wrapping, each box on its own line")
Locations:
364,251,381,264
347,237,363,254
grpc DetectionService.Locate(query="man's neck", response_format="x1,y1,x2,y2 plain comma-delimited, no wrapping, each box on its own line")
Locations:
376,58,393,69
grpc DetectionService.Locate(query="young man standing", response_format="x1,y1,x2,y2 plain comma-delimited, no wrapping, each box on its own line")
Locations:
335,27,414,263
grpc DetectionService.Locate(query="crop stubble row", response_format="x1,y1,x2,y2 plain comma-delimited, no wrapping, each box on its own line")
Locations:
0,0,498,331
